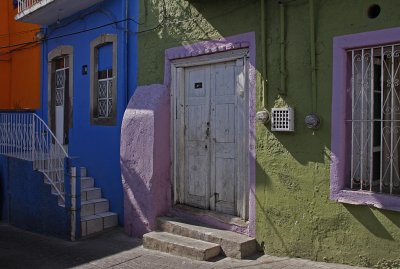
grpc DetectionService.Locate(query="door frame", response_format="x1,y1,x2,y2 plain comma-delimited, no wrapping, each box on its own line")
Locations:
48,46,74,147
171,49,250,219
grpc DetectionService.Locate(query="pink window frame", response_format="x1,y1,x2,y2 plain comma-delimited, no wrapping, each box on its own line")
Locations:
331,27,400,211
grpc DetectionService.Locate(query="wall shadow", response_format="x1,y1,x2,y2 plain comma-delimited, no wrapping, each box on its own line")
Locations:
343,204,394,241
0,224,142,269
381,209,400,230
255,161,289,254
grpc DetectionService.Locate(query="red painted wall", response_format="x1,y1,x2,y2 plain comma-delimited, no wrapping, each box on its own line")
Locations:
0,1,40,110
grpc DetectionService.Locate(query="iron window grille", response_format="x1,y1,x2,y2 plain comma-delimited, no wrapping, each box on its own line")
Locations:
55,57,68,107
97,69,114,118
349,44,400,195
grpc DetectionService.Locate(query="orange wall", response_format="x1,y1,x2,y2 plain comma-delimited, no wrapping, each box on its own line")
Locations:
0,1,40,110
0,1,11,109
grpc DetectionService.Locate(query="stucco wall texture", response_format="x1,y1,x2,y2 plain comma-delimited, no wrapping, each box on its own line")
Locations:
0,1,40,110
0,156,70,239
121,85,171,237
137,0,400,267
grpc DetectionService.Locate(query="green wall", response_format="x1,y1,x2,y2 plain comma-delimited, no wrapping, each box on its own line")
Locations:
137,0,400,267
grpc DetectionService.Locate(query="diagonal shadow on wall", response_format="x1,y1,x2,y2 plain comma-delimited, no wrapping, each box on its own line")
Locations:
343,204,394,241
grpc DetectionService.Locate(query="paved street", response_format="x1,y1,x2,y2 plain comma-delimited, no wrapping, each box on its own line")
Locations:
0,223,370,269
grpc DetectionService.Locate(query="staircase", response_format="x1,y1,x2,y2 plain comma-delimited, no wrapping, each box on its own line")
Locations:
49,167,119,237
0,113,118,239
78,167,119,237
143,217,257,261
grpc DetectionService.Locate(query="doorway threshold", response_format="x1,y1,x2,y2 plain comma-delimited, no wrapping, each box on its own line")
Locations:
171,204,248,229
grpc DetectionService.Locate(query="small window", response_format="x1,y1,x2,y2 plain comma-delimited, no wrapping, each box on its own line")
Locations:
97,69,114,118
349,45,400,195
90,34,117,125
331,27,400,212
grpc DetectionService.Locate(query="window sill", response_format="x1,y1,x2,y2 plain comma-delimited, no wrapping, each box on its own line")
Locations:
91,117,116,126
332,189,400,212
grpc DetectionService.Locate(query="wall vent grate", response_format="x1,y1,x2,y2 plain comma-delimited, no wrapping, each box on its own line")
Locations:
271,107,294,132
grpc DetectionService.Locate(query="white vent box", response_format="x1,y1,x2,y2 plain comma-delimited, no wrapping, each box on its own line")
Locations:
271,107,294,132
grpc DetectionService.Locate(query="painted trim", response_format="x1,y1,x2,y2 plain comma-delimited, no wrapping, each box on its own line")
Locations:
47,45,74,139
165,32,256,237
331,26,400,211
90,34,118,125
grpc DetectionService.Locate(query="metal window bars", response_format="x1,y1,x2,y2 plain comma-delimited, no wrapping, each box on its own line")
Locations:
97,70,113,118
0,113,69,202
350,44,400,195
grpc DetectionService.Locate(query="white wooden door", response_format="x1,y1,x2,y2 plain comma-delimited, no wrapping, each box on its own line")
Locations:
184,65,211,209
179,56,247,219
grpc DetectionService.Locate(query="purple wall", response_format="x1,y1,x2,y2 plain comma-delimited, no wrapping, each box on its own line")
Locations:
121,85,171,237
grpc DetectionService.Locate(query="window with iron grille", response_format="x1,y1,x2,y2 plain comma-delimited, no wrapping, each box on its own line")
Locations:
331,27,400,211
349,45,400,195
97,69,114,118
90,34,117,125
55,57,69,108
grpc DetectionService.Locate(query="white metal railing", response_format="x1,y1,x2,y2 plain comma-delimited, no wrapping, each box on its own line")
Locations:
0,113,68,202
17,0,43,14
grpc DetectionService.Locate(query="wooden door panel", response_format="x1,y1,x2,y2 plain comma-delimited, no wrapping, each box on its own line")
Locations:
184,65,210,209
211,61,238,215
215,103,235,143
215,156,235,215
187,105,205,141
215,64,235,96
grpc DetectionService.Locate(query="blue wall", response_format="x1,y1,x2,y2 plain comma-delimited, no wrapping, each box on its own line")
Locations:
0,156,9,221
0,156,70,239
39,0,139,225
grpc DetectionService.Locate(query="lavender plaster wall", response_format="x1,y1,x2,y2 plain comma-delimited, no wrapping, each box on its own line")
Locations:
331,27,400,211
121,84,171,237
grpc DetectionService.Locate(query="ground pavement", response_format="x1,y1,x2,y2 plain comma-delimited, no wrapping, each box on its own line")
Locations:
0,223,371,269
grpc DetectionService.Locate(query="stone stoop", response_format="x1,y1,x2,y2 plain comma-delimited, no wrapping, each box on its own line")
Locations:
143,232,221,261
142,216,257,261
79,167,118,237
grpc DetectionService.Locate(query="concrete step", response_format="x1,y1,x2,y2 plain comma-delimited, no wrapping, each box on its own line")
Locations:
81,187,101,201
81,198,109,217
157,217,257,259
80,167,87,177
48,176,94,193
49,182,65,193
81,177,94,189
143,231,221,261
81,212,118,237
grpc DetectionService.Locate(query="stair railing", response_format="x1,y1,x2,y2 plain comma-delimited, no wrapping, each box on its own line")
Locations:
0,112,69,203
17,0,44,14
